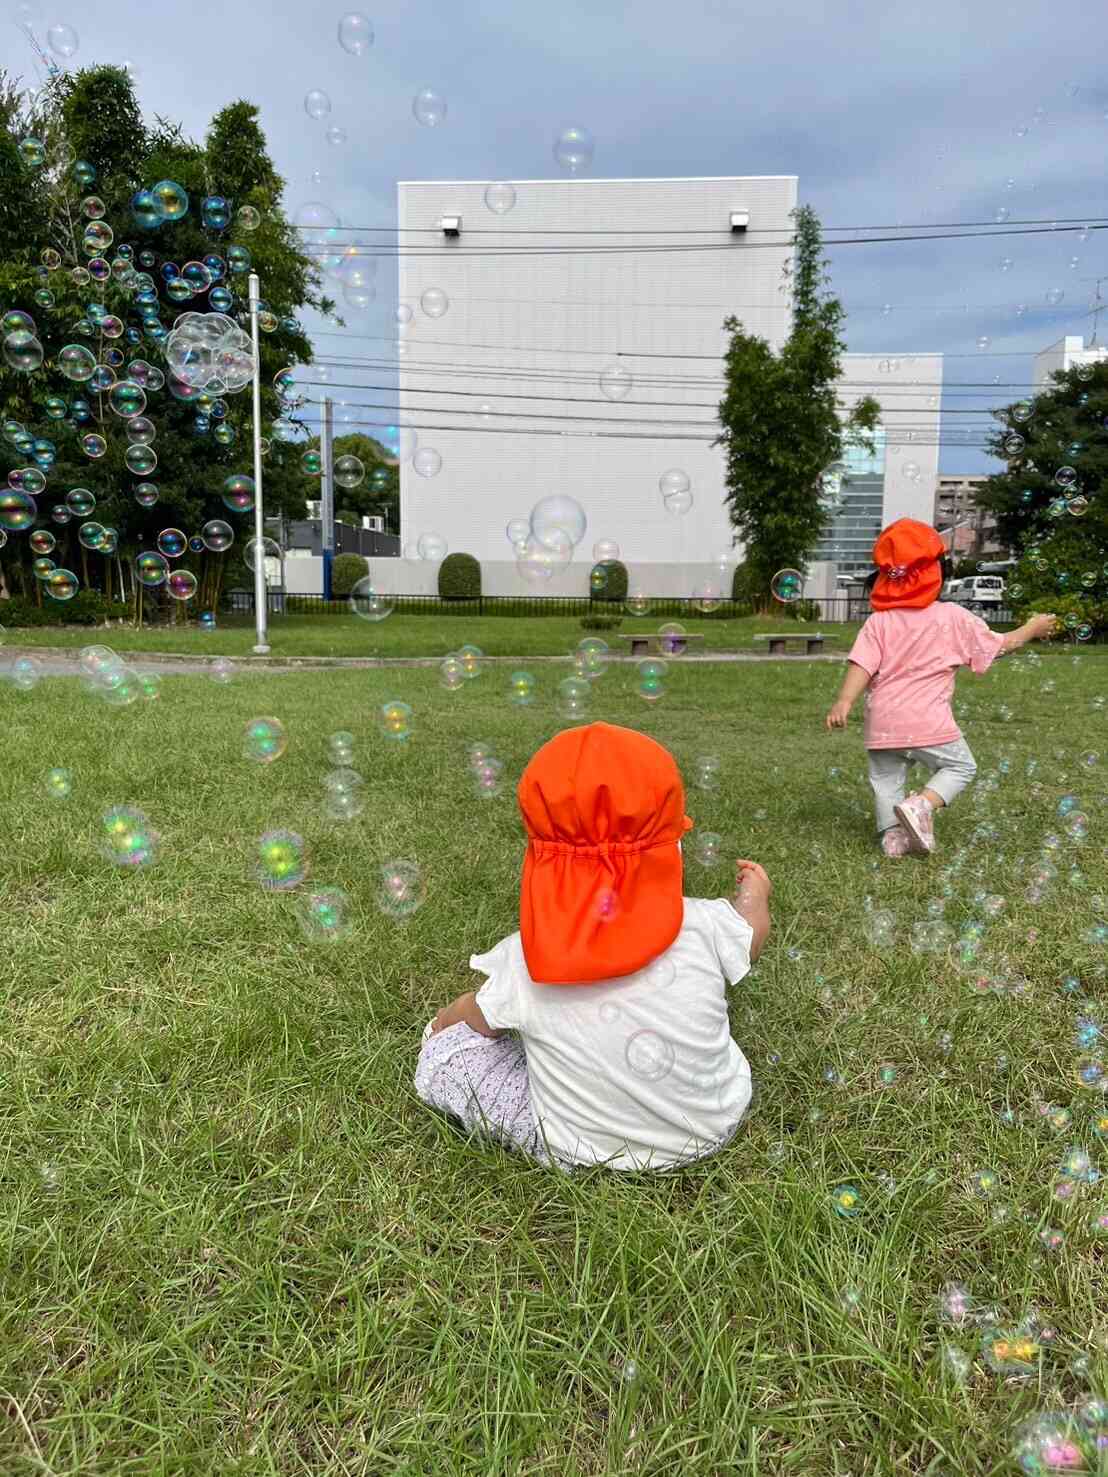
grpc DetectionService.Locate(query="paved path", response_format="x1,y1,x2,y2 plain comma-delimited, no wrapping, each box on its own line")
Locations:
3,644,847,676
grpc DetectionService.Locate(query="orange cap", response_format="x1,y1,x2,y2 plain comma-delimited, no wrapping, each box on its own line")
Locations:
870,518,946,611
517,722,692,984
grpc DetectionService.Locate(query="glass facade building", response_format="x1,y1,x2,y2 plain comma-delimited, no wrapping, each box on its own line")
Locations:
815,428,886,575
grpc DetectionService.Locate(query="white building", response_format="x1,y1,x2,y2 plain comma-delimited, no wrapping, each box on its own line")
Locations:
389,175,798,596
1034,335,1108,389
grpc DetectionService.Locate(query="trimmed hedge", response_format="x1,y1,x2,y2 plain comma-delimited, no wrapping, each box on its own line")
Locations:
331,552,369,597
0,591,130,627
438,552,481,599
589,559,628,602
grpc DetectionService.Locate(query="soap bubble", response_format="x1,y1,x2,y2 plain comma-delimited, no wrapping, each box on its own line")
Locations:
338,11,373,53
325,125,348,147
243,717,286,764
298,887,352,942
694,755,721,791
222,473,255,512
156,528,187,559
150,180,188,222
531,493,586,548
166,570,196,601
456,644,483,678
304,89,331,119
349,577,393,621
0,491,36,531
625,1029,675,1081
865,909,896,947
554,125,594,174
100,806,158,868
658,622,687,655
17,136,45,167
420,287,448,318
625,592,651,616
484,181,517,214
575,637,609,680
557,675,590,720
413,447,442,478
509,670,535,706
29,529,55,555
334,454,365,488
439,655,465,691
3,329,43,372
376,859,426,918
379,699,412,741
771,568,804,602
45,767,72,799
1012,1413,1095,1476
1046,286,1065,306
659,468,690,500
201,519,233,552
830,1184,862,1219
45,569,78,601
412,88,447,126
254,830,306,891
664,488,693,516
81,432,107,459
517,532,572,583
10,654,43,691
637,658,667,703
693,830,723,867
600,365,632,400
47,20,78,55
59,343,96,381
209,657,235,685
692,581,722,613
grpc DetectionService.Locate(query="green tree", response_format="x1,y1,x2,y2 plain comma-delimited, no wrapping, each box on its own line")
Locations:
0,66,330,616
973,360,1107,634
716,205,880,598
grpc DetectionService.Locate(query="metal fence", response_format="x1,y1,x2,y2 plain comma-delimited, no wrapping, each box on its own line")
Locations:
224,591,916,623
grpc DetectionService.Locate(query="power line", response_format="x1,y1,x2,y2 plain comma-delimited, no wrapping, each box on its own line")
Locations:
295,213,1108,236
307,325,1058,366
300,221,1108,259
297,376,998,417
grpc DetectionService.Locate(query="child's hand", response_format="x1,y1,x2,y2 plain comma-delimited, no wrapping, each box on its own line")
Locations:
735,859,772,906
1028,612,1059,640
826,698,853,730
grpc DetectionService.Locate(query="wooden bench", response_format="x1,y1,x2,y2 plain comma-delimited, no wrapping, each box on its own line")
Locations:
752,632,825,656
616,632,706,658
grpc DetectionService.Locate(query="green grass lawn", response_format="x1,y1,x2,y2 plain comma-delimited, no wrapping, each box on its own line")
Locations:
1,610,860,661
0,647,1105,1474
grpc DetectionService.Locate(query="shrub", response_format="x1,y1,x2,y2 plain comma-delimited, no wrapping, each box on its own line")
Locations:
782,599,821,624
731,561,757,603
590,560,628,602
0,591,129,627
330,552,369,597
438,552,481,599
580,614,624,631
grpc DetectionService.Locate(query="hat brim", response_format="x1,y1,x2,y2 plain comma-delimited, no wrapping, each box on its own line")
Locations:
520,836,685,985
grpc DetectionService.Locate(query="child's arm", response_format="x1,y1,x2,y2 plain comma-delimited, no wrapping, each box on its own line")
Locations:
997,612,1057,655
826,661,872,730
430,990,508,1038
732,860,772,961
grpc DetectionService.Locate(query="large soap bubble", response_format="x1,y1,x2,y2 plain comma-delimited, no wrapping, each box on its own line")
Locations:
338,12,373,53
530,493,586,549
3,329,43,372
516,530,572,583
420,287,448,318
151,180,188,222
164,311,254,394
412,89,447,127
47,22,78,57
484,182,517,214
304,89,332,119
600,364,632,400
554,126,594,174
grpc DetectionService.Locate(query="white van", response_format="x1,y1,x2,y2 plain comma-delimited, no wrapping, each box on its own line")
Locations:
944,575,1006,610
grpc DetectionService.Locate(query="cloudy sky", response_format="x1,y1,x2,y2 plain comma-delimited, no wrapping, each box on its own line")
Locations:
10,0,1108,473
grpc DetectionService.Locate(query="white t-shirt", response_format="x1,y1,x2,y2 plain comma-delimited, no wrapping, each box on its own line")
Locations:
473,897,754,1171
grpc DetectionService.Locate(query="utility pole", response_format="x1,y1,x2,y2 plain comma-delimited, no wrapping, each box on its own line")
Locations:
320,396,335,601
248,272,269,653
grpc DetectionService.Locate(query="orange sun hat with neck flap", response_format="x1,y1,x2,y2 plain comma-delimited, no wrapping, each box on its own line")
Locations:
870,518,947,611
517,722,692,985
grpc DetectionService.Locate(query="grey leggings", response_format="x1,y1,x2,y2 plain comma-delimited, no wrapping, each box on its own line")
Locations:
866,738,978,832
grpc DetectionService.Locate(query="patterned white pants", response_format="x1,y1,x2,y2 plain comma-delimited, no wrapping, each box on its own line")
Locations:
414,1022,555,1166
866,738,978,833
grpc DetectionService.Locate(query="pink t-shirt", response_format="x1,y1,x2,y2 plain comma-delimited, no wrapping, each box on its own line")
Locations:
848,601,1005,750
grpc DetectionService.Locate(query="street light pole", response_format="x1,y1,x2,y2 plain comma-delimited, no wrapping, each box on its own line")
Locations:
248,272,269,654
